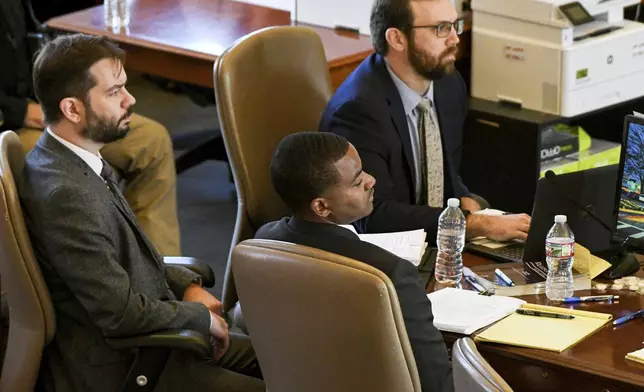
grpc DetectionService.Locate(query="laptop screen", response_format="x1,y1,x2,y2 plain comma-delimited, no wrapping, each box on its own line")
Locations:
616,115,644,246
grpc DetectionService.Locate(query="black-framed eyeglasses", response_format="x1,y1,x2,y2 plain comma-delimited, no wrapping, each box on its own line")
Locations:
412,19,465,38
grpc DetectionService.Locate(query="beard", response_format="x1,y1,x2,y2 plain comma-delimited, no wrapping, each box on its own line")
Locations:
81,105,134,144
408,34,457,80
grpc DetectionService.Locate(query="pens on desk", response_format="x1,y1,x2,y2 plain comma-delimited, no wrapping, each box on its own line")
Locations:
516,308,574,319
495,268,516,287
563,295,619,304
465,275,486,294
612,309,644,326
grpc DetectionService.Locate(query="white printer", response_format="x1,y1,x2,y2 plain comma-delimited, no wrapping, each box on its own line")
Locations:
470,0,644,117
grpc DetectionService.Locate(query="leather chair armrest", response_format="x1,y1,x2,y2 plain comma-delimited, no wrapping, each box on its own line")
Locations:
163,256,215,288
470,193,490,210
106,329,212,360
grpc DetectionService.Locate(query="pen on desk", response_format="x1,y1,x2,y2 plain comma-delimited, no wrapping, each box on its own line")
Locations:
563,295,619,304
612,309,644,326
494,268,516,287
516,308,574,319
465,275,486,294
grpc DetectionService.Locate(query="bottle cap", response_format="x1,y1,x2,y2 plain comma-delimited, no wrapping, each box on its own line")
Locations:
447,198,460,208
554,215,567,223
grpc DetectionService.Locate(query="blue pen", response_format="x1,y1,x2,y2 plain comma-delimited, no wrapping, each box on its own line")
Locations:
465,275,486,293
563,295,619,304
613,309,644,326
494,268,515,287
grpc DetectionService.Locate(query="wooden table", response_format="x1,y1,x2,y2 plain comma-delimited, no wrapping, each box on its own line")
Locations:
431,253,644,392
45,0,375,90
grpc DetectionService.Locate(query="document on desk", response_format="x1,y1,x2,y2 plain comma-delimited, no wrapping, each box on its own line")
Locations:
474,303,612,352
426,287,526,335
626,347,644,365
358,229,427,266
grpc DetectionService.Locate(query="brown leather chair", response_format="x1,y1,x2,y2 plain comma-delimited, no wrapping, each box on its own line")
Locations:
231,238,422,392
0,131,213,392
214,25,333,313
452,337,513,392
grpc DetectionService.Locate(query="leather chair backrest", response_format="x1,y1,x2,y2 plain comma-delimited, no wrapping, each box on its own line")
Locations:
214,26,332,311
452,337,513,392
0,131,56,392
231,239,421,392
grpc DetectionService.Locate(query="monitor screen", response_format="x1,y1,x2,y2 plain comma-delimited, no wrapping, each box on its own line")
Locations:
616,117,644,244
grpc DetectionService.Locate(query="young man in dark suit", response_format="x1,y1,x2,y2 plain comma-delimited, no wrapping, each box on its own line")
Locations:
256,132,454,392
319,0,530,243
19,34,264,392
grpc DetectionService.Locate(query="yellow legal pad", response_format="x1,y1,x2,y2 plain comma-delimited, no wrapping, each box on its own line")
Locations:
474,303,612,352
626,348,644,365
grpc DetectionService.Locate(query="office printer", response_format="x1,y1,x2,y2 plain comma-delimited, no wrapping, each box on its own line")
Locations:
470,0,644,117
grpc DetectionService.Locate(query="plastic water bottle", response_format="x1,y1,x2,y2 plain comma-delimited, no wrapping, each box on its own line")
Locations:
104,0,130,30
435,198,466,285
545,215,575,300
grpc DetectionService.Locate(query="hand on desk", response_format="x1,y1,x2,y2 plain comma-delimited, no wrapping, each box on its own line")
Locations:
467,213,531,242
460,196,482,213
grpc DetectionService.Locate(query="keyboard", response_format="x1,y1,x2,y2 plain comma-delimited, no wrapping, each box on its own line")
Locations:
465,242,525,264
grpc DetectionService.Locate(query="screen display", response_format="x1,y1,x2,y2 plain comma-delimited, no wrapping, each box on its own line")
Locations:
560,2,594,25
617,121,644,241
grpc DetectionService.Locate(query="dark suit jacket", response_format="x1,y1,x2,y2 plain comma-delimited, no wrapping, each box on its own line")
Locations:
320,53,470,240
19,132,212,392
0,0,33,131
255,217,454,392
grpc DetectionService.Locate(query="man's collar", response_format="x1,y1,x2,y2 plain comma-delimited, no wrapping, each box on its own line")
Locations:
384,60,434,115
46,128,103,177
288,216,360,241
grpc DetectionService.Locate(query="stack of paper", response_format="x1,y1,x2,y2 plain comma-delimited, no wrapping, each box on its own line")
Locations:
426,287,526,334
358,229,428,266
475,303,612,352
626,348,644,365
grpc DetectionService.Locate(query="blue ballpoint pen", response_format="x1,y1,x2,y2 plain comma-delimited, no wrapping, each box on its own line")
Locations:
613,309,644,326
494,268,515,287
563,295,619,304
465,275,486,294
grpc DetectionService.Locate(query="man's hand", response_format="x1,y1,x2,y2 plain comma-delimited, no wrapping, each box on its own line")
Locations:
460,196,482,213
467,213,531,242
183,283,223,316
209,312,230,361
23,102,45,129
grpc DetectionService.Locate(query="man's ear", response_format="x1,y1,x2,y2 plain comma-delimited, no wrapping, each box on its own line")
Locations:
59,97,85,125
385,27,408,53
310,197,331,219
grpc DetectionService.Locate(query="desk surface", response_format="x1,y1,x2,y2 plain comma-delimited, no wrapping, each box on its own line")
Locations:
436,253,644,391
45,0,374,68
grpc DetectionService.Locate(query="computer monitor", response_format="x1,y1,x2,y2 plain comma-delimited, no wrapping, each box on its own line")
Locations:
615,114,644,249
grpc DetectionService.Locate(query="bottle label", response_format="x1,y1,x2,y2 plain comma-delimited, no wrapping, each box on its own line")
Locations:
545,241,574,258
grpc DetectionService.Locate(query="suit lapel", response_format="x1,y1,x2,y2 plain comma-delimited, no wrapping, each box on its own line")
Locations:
39,133,164,269
373,55,417,190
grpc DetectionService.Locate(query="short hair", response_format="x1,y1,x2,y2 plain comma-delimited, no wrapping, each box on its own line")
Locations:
271,132,350,214
32,34,125,124
370,0,415,56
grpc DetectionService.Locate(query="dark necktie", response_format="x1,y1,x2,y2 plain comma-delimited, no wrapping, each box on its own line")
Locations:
100,159,136,221
100,159,162,264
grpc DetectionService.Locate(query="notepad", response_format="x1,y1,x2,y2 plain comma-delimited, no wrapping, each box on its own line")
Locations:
427,287,526,334
626,348,644,365
474,303,612,352
358,229,427,266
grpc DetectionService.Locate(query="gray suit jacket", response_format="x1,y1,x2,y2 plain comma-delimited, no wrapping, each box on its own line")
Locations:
19,132,212,391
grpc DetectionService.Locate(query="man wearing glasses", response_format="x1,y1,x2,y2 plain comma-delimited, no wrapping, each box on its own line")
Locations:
320,0,530,244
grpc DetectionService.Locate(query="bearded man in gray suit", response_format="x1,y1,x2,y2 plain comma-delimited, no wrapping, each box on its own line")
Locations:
18,34,264,392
